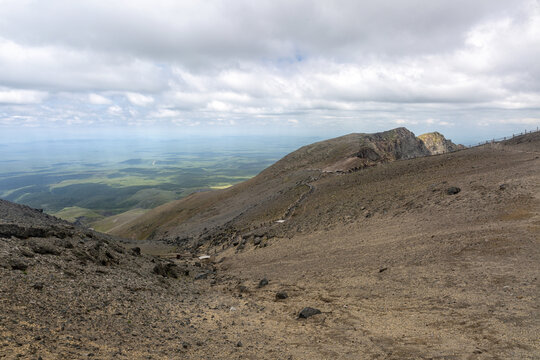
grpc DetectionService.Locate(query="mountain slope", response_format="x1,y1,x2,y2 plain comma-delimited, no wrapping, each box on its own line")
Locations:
111,128,462,245
0,199,218,358
110,129,539,359
2,131,538,359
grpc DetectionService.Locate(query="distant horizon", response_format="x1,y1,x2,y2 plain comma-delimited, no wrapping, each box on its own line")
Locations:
1,123,538,147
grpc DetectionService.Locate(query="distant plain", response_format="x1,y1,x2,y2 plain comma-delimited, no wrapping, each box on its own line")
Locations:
0,136,318,230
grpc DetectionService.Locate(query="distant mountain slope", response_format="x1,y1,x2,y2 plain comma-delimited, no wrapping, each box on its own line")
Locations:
110,128,463,244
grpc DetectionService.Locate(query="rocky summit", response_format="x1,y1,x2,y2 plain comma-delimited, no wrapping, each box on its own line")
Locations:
418,131,465,155
1,129,539,359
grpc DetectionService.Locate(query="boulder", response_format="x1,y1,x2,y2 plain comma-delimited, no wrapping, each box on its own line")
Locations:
298,307,321,319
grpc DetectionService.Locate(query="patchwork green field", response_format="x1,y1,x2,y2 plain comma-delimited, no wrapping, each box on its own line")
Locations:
0,136,317,227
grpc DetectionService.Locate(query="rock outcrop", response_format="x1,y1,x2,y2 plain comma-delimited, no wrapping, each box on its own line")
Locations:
418,131,464,155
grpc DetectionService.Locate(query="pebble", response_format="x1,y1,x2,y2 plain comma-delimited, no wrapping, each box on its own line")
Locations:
298,307,321,319
258,278,269,288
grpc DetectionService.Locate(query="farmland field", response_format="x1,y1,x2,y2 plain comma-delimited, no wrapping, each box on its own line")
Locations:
0,135,318,227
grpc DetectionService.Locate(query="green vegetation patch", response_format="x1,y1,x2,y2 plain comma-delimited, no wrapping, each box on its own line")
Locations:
52,206,104,223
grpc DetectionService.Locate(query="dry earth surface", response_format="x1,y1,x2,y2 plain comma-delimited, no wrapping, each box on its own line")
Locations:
1,131,539,359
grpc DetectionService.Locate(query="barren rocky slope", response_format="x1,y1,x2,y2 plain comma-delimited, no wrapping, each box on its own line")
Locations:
1,130,538,359
111,128,462,245
0,200,219,358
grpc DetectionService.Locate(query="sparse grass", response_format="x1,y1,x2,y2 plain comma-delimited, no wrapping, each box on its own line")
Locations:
210,184,234,189
92,208,148,233
52,206,104,223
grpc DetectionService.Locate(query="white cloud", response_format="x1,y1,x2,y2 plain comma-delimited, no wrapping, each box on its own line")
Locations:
107,105,123,115
150,109,181,118
0,0,538,142
497,118,540,125
88,93,112,105
206,101,232,112
126,92,154,106
0,37,167,92
0,89,47,104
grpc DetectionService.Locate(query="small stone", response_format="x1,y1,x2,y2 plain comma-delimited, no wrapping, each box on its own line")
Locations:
275,291,288,300
298,307,321,319
131,247,141,256
236,341,243,347
182,342,189,349
194,272,208,280
10,260,28,271
33,283,44,291
446,186,461,195
258,278,269,288
379,267,388,273
499,183,508,190
237,285,248,293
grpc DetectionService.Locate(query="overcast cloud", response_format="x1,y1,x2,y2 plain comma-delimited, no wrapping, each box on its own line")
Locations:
0,0,539,143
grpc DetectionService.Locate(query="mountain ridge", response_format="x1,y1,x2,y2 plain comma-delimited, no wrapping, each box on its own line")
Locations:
110,127,463,245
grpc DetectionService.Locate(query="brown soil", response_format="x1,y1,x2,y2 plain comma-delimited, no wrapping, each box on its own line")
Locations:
1,131,539,359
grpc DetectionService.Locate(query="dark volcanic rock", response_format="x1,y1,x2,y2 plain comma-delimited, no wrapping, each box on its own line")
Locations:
446,186,461,195
258,278,269,288
131,247,141,256
194,272,208,280
153,263,178,278
10,259,28,271
30,242,61,255
298,307,321,319
275,291,288,300
32,283,44,290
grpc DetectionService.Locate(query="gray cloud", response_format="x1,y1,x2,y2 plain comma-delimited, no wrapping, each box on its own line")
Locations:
0,1,515,61
0,0,538,142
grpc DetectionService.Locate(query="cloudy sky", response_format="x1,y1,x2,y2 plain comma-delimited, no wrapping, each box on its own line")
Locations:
0,0,539,143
